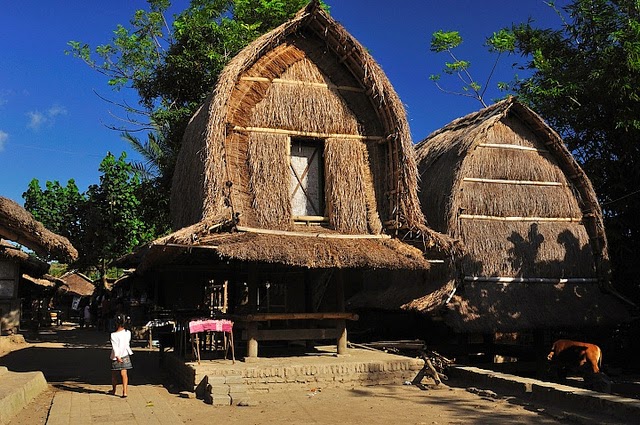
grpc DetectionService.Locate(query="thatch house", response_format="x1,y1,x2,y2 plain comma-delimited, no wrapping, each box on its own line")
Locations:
119,1,454,358
410,97,631,335
0,196,77,334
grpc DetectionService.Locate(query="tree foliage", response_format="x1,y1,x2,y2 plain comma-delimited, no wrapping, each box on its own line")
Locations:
429,29,515,106
23,153,157,280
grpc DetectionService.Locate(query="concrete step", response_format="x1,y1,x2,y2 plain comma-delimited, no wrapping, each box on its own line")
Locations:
0,368,48,425
449,365,640,423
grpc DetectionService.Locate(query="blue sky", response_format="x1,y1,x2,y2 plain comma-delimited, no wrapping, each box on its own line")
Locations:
0,1,563,205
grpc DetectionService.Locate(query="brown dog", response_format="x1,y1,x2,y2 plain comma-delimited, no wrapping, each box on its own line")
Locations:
547,339,602,375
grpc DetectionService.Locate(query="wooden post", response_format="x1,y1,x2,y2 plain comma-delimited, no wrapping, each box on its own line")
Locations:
335,270,347,355
247,322,259,358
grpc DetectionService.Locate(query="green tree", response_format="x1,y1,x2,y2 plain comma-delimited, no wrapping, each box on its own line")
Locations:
67,0,316,225
23,178,86,245
82,152,154,284
429,29,515,107
23,153,156,284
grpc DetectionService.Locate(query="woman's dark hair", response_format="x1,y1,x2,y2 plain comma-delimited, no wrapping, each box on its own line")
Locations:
115,314,129,328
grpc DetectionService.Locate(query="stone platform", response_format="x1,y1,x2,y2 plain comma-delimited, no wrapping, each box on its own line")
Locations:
0,366,48,425
162,345,425,393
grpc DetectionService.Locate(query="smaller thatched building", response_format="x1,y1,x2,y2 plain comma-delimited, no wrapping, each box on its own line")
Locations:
409,98,631,334
0,196,77,334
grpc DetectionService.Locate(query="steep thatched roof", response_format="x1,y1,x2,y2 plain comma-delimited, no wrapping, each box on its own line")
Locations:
0,196,78,263
59,271,95,297
406,97,631,330
118,219,433,273
0,239,49,276
171,1,425,236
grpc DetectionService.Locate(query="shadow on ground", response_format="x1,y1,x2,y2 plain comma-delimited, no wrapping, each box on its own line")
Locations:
0,326,164,387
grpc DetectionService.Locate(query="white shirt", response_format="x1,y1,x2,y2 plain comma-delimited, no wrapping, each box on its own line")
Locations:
110,329,133,360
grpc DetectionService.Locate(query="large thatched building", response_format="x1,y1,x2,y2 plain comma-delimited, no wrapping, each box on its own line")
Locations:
119,2,454,358
0,196,77,334
411,98,631,334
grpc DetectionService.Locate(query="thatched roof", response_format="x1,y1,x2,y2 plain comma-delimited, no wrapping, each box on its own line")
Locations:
170,1,426,238
118,219,433,273
59,271,95,297
0,239,49,276
21,273,64,288
405,97,631,331
0,196,78,263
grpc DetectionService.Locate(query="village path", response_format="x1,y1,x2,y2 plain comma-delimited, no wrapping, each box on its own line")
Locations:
1,325,573,425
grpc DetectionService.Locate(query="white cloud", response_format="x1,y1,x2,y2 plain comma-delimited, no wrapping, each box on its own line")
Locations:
48,104,67,117
0,130,8,151
27,111,46,130
27,104,68,130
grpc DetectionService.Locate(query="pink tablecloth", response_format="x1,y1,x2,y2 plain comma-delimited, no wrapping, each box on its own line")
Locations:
189,319,233,334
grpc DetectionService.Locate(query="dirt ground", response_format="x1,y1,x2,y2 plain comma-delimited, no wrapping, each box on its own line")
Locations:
0,325,622,424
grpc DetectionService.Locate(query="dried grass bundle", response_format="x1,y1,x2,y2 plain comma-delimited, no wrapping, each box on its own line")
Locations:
248,133,291,229
325,138,381,233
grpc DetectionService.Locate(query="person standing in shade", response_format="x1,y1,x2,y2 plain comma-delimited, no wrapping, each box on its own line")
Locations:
109,314,133,398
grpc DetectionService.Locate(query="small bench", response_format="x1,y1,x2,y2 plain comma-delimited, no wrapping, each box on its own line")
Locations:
236,312,359,358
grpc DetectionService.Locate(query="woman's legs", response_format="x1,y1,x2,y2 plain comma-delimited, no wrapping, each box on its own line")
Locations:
110,370,118,394
120,369,128,397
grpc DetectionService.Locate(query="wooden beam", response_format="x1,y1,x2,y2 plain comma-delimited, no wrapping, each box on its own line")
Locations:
462,177,565,187
239,77,365,93
240,312,359,322
478,143,548,153
232,126,383,141
458,214,582,223
464,276,599,284
235,225,391,239
243,328,340,342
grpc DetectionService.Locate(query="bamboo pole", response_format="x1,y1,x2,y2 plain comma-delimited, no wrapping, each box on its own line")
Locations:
458,214,582,222
235,225,391,239
462,177,565,187
233,126,382,141
478,143,548,153
463,276,599,284
239,76,365,92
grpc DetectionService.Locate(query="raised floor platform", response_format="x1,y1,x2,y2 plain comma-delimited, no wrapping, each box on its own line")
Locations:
162,345,425,393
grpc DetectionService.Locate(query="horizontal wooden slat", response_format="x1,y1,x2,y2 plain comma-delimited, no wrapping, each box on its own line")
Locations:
236,226,390,239
464,276,599,284
232,126,383,141
241,312,359,321
458,214,582,223
242,328,341,341
478,143,548,153
240,76,365,93
463,177,565,187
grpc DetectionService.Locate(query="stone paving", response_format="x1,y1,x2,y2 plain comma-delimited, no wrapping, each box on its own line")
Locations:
46,384,183,425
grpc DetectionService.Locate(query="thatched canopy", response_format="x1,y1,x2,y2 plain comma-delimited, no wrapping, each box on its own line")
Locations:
171,1,428,240
0,239,49,276
59,271,95,297
117,219,432,273
407,97,630,331
0,196,78,263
